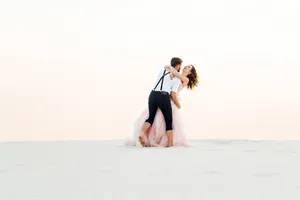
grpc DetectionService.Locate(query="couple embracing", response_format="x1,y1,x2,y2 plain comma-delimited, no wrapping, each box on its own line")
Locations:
125,57,199,147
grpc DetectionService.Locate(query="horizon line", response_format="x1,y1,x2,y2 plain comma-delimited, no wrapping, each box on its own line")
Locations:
1,138,300,144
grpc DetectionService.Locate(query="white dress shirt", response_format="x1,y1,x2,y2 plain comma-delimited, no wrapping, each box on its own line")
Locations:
152,69,181,94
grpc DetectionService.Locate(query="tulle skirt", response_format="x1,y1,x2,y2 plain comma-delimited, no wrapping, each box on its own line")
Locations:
125,102,190,147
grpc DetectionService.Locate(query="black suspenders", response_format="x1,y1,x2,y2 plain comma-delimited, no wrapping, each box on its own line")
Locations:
153,70,170,91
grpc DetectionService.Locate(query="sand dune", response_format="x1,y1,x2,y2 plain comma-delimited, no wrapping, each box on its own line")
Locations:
0,140,300,200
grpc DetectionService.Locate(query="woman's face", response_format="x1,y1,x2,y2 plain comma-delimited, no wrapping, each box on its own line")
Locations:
182,65,193,74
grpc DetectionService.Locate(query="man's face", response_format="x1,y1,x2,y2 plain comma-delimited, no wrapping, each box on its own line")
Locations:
175,63,182,72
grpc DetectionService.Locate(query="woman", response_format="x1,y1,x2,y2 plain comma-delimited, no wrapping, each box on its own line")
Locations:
125,64,199,147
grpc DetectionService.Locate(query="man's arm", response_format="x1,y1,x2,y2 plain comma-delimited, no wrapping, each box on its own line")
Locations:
170,79,181,109
171,91,181,109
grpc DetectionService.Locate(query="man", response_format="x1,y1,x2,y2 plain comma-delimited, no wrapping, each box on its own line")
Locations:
139,57,182,147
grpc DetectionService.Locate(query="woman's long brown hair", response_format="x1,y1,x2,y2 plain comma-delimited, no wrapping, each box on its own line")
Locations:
186,65,199,90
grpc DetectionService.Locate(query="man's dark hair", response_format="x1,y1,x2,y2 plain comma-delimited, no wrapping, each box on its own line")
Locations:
170,57,183,67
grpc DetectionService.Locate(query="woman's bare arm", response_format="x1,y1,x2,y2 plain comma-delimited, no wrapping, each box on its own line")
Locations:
165,66,189,86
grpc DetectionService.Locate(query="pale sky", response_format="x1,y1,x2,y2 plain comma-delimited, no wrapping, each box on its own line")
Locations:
0,0,300,141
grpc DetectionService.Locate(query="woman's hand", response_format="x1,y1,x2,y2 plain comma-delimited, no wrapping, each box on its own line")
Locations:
165,65,174,79
164,65,172,72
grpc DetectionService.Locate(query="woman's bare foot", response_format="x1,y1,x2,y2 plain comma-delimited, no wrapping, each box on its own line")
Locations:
138,136,146,147
167,143,173,147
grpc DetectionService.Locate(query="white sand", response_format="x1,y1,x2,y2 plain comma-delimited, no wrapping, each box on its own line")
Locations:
0,140,300,200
